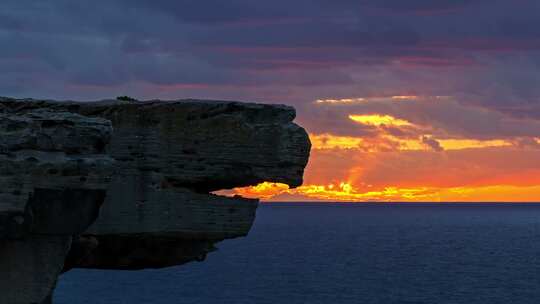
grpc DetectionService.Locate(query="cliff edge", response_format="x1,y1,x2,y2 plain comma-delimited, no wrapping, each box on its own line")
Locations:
0,97,311,304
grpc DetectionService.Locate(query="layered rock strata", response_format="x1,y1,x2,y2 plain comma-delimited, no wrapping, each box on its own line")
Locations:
0,98,311,304
0,109,113,304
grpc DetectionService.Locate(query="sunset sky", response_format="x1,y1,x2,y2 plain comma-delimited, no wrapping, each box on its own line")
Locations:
2,1,540,201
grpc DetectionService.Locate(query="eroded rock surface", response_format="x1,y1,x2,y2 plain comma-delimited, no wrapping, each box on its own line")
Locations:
0,109,113,304
0,98,311,303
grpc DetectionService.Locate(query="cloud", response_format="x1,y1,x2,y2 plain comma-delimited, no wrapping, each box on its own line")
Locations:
303,97,540,140
0,0,539,115
421,136,444,152
353,148,540,190
230,145,540,201
363,0,482,14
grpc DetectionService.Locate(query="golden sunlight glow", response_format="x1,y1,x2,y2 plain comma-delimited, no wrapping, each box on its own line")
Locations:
309,133,512,152
298,96,540,202
315,98,366,104
293,184,540,202
290,184,433,201
349,114,413,127
232,182,290,199
309,133,364,150
315,95,453,105
230,182,540,202
391,95,419,100
394,137,512,151
230,182,433,202
438,139,511,150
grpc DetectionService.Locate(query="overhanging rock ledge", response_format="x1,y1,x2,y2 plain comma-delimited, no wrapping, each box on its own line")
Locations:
0,97,311,304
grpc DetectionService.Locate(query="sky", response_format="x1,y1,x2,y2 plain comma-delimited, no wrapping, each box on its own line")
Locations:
2,0,540,202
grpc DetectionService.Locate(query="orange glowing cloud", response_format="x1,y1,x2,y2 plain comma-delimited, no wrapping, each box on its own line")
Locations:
349,114,414,127
228,182,540,202
315,98,366,104
437,139,511,150
391,95,419,100
309,133,512,152
314,95,452,105
231,182,290,199
309,134,364,150
230,96,540,202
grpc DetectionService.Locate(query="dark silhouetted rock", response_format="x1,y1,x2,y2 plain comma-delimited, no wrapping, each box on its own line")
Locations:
0,109,113,304
0,98,311,304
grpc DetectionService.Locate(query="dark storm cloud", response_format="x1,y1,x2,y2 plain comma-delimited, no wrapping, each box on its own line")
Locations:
307,98,540,140
370,0,476,11
0,0,540,116
119,0,301,25
296,103,378,137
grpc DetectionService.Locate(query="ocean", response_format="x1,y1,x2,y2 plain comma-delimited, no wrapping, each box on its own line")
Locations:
55,203,540,304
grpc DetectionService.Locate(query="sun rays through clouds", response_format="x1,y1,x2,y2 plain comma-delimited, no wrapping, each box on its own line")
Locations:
227,95,540,202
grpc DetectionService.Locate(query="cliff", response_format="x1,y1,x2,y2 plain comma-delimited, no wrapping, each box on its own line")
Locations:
0,97,311,304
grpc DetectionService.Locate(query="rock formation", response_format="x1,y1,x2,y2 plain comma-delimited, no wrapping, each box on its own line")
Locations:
0,97,311,304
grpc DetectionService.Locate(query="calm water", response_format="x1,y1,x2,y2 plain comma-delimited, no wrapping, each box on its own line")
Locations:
55,203,540,304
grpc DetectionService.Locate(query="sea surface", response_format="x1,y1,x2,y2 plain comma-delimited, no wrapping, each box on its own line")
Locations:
55,203,540,304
